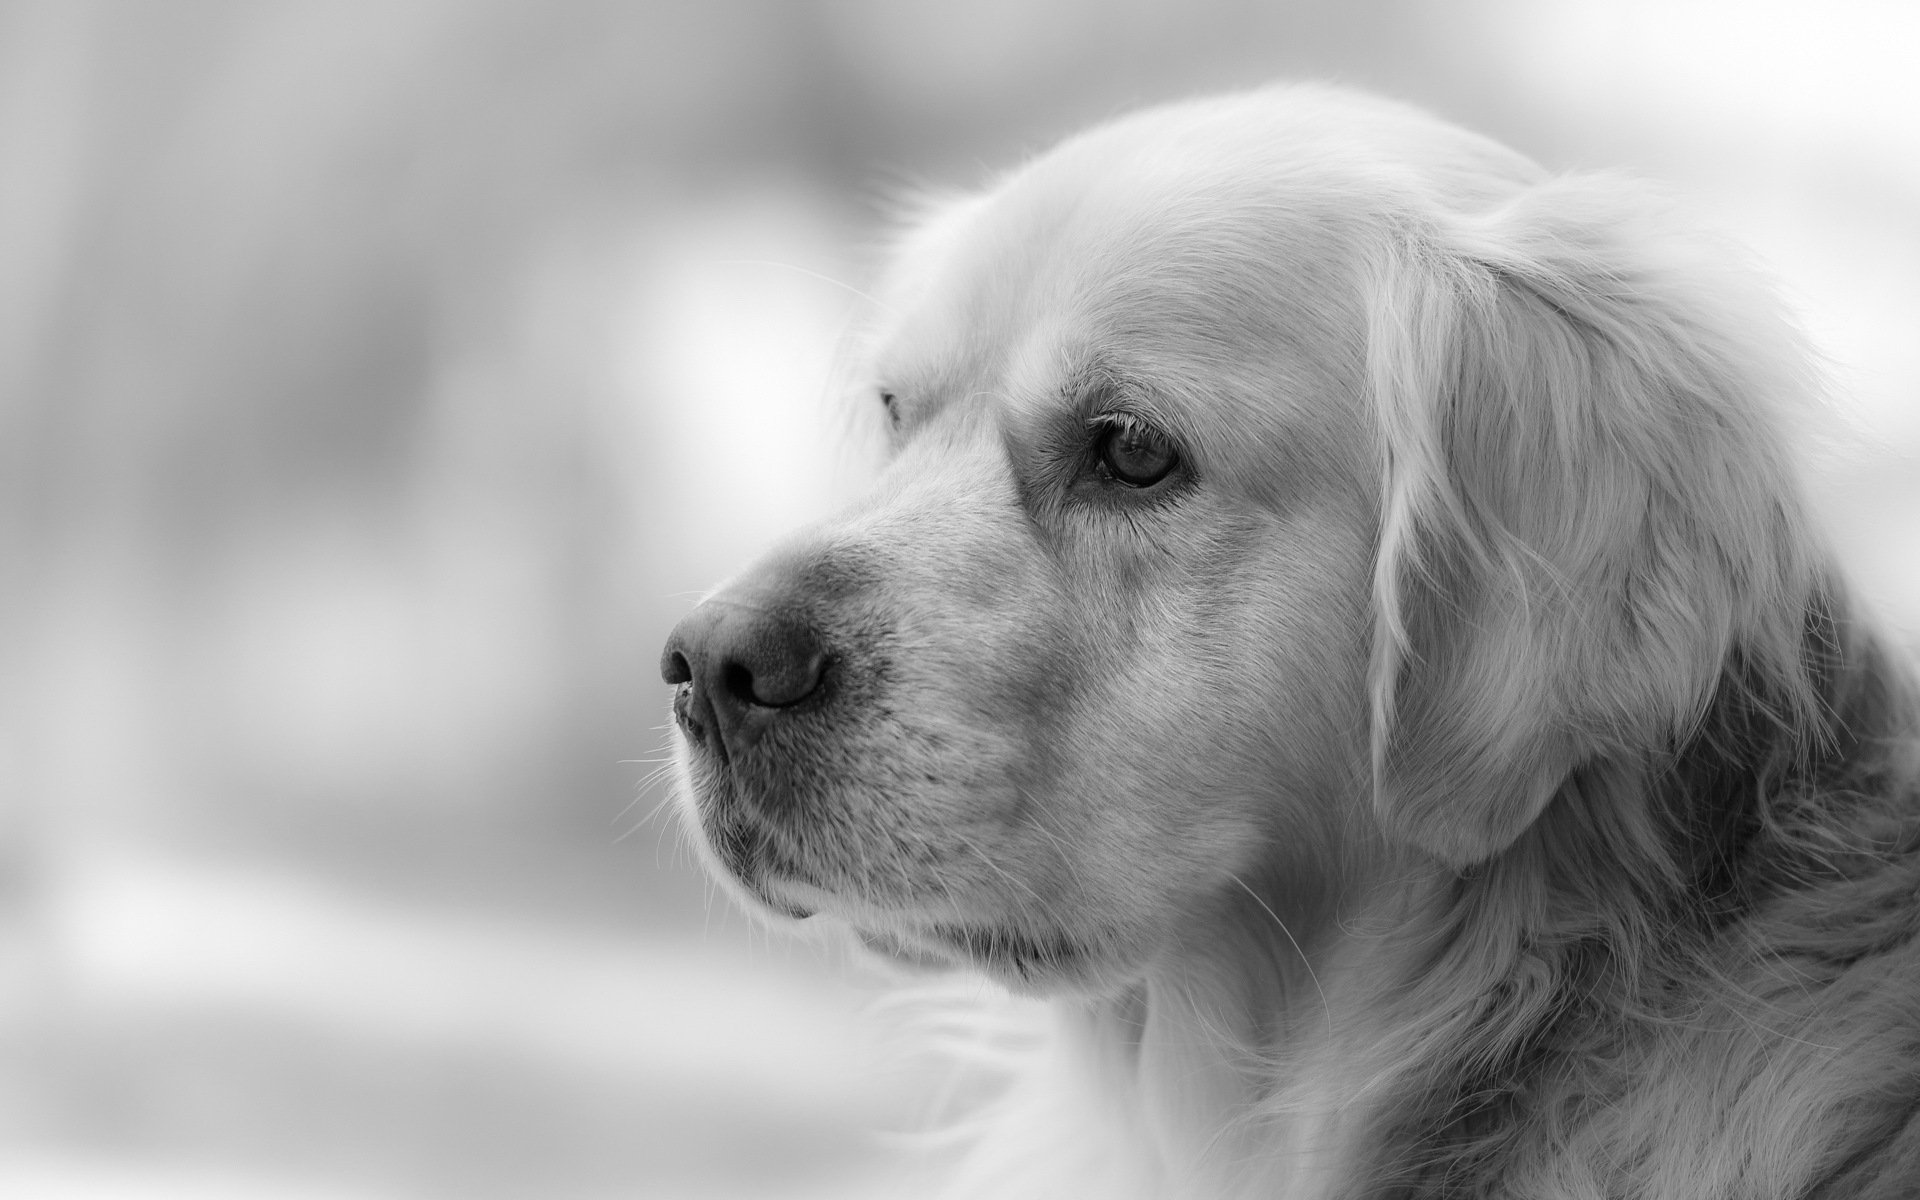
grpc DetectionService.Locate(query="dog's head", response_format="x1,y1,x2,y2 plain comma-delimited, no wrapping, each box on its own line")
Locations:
661,86,1819,995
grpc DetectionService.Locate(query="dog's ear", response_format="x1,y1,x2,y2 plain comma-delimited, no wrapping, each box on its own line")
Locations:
1365,176,1820,867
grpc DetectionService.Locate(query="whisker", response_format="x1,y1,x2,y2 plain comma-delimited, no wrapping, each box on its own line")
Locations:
1227,872,1334,1036
715,258,893,313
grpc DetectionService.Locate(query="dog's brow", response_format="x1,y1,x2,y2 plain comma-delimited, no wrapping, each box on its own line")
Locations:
1053,357,1178,429
1071,368,1205,470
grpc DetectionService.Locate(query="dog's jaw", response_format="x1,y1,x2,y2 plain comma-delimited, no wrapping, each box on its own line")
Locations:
1006,861,1442,1199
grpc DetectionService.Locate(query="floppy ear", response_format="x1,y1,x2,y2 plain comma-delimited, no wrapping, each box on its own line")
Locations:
1366,176,1820,868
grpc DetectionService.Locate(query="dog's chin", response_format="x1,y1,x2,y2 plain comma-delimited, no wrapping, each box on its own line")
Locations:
724,858,1132,996
722,857,1143,996
696,856,815,922
849,926,961,973
678,764,1137,996
848,920,1137,998
711,862,1143,998
678,803,818,921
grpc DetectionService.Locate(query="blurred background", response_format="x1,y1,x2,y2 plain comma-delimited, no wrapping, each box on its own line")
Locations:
0,1,1915,1197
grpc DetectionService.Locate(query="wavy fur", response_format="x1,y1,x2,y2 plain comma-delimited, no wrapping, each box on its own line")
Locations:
666,85,1920,1199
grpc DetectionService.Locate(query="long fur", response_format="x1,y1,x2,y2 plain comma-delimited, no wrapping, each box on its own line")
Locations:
666,85,1920,1199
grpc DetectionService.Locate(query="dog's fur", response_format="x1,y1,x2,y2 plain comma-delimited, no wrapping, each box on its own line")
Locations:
664,86,1920,1198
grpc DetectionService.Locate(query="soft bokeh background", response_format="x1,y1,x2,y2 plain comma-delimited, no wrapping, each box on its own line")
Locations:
2,2,1916,1197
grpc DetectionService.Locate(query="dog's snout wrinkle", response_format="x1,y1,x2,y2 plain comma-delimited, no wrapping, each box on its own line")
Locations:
662,597,828,761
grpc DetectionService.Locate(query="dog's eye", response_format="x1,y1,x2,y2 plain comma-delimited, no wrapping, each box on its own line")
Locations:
879,389,899,423
1096,417,1178,487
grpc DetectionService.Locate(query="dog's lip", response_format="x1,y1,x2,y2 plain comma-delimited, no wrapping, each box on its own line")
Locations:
751,874,1085,967
725,869,817,921
695,804,1079,963
738,864,819,920
736,861,851,922
929,923,1085,966
852,920,1088,973
696,803,822,917
853,926,958,970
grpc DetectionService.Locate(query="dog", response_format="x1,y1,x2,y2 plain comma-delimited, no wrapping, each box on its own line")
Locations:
661,85,1920,1199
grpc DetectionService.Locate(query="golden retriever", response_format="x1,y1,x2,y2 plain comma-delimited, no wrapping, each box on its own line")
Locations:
661,85,1920,1199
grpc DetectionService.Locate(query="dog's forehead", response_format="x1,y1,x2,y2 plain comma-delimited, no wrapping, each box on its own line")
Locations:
870,88,1538,396
872,113,1396,461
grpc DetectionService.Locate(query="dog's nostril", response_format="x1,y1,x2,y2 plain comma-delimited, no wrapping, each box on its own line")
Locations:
721,648,826,709
722,660,757,706
662,649,693,686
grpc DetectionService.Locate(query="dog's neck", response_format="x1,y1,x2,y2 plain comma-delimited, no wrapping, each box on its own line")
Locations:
1058,591,1920,1200
1075,859,1455,1200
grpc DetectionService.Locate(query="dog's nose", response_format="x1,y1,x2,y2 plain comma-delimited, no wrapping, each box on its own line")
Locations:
660,599,827,761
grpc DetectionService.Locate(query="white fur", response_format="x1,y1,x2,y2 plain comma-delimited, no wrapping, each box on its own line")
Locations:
670,85,1920,1199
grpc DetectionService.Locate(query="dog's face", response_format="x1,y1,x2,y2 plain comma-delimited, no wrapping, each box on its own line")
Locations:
662,89,1812,996
665,102,1395,993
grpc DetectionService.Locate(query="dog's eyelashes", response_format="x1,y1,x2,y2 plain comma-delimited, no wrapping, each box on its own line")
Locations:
1095,417,1179,487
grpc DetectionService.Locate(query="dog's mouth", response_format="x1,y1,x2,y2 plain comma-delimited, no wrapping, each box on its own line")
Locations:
853,921,1091,982
699,805,1116,991
931,924,1088,979
678,729,1105,986
712,822,1092,979
693,801,822,918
